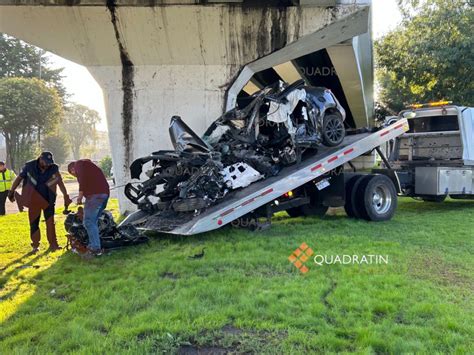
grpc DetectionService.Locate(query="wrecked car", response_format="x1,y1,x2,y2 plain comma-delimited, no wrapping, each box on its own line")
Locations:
64,207,149,252
124,80,346,214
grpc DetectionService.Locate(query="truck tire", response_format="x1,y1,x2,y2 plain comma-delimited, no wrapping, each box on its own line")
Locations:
344,175,363,218
355,174,398,221
322,113,346,147
351,175,373,219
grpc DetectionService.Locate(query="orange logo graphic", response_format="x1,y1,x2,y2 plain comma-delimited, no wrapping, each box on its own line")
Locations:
288,242,314,274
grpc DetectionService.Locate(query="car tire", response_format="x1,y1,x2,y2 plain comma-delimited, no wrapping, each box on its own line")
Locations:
355,174,398,222
322,113,346,147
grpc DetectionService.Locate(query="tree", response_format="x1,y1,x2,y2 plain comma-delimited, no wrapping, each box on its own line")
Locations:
42,133,69,165
62,104,100,160
99,156,113,178
375,0,473,113
0,77,62,170
0,34,66,101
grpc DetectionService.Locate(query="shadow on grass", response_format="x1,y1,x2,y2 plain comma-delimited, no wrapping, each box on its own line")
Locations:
0,251,39,272
1,198,473,352
397,198,474,213
0,251,47,289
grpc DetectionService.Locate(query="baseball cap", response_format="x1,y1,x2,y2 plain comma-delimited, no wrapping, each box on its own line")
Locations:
40,151,55,165
0,160,5,165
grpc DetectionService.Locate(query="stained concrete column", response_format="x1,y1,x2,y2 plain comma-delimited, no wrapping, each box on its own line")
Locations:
89,64,234,210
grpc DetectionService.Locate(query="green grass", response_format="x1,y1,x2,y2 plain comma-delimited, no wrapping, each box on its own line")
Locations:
60,171,76,182
1,198,473,353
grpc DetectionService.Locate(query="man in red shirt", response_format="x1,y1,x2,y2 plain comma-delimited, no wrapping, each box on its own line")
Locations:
68,159,110,255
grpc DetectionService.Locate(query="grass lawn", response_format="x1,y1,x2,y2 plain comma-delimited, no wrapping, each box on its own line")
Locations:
59,171,76,182
0,198,473,353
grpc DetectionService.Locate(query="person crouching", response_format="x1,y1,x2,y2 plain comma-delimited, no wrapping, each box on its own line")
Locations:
68,159,110,256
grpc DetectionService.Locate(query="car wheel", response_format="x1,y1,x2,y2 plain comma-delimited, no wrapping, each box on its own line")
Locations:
322,113,345,147
355,174,398,221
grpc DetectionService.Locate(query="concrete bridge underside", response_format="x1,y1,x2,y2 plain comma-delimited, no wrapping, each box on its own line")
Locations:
0,0,373,212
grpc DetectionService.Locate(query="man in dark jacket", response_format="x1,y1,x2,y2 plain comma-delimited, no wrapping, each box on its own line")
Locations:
68,159,110,255
8,152,72,252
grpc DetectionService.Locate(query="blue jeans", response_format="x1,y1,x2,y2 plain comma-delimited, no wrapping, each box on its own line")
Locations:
83,194,109,251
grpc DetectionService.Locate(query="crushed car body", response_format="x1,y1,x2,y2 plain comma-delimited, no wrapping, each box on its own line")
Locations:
124,80,346,220
64,208,149,252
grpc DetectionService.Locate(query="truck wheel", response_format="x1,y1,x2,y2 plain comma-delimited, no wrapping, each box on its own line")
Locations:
422,195,446,202
344,175,363,218
355,174,397,221
322,113,346,147
351,175,374,219
286,207,304,217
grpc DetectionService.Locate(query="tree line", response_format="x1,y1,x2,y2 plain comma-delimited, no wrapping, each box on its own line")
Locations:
375,0,473,117
0,34,101,171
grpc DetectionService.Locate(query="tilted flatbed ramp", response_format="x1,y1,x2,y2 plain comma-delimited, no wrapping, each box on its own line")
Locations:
122,119,409,235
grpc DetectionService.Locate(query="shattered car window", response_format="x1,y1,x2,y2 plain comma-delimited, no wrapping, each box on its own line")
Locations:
125,80,346,214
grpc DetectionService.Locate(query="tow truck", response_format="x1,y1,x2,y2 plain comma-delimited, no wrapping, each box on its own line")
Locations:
376,101,474,202
120,118,409,235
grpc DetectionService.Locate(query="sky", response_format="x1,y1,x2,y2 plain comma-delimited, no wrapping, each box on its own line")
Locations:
45,0,402,132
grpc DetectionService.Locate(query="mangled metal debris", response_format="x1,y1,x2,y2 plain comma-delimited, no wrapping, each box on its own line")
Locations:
64,208,148,252
124,80,346,217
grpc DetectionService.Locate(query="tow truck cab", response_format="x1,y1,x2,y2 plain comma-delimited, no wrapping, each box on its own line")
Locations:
388,103,474,200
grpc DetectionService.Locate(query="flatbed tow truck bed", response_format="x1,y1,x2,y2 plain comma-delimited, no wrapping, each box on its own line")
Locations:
121,119,409,235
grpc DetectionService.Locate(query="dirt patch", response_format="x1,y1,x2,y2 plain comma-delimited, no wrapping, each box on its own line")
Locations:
408,252,473,290
160,272,179,280
180,326,287,354
178,345,230,355
321,279,337,325
220,324,243,336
